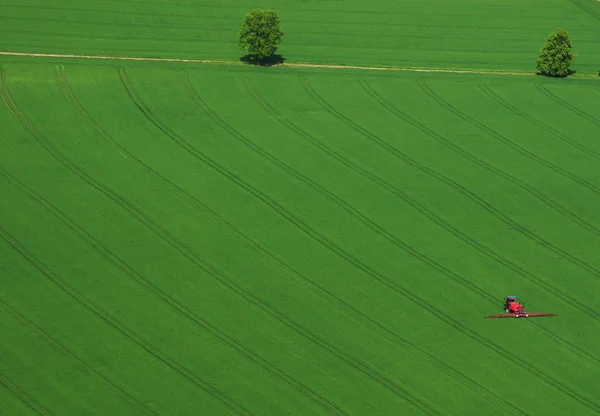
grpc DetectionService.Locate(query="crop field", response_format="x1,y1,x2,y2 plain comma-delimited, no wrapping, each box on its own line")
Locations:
1,0,600,72
1,0,600,415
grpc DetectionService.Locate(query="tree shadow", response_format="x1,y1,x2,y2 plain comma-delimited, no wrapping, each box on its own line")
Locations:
537,68,577,78
239,54,286,67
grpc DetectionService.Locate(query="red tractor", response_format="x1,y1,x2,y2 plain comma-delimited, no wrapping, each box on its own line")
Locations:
504,296,525,315
484,296,557,319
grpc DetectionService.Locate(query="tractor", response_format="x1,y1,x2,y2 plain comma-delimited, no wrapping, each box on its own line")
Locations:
484,296,557,319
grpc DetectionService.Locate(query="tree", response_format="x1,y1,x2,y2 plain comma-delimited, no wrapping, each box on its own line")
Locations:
239,10,284,62
536,29,575,77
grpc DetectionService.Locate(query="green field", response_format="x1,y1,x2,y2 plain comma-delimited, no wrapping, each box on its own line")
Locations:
2,0,600,415
1,0,600,72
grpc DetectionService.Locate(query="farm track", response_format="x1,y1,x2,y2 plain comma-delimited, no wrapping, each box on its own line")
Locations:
304,80,600,321
0,69,255,416
0,297,157,415
111,69,600,412
0,51,535,77
420,83,600,198
117,67,442,416
236,76,600,365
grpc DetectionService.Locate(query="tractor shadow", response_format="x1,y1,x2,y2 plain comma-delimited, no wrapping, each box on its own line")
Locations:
239,54,286,67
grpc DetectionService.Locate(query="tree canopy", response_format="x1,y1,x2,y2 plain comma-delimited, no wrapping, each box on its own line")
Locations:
239,10,284,62
536,29,575,77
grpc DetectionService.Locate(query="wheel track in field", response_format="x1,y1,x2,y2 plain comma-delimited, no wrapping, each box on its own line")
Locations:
179,71,531,414
537,86,600,127
0,227,248,416
4,67,600,412
566,0,600,21
56,68,524,414
422,82,600,236
367,80,600,239
62,65,525,414
0,298,158,415
304,81,600,412
417,82,600,237
0,371,52,415
478,85,600,162
306,79,600,363
346,83,600,361
9,65,348,416
184,73,490,309
304,79,600,321
0,68,253,416
56,67,515,409
6,63,436,416
420,82,600,203
359,81,600,297
1,164,336,416
116,70,600,413
237,76,600,367
118,67,442,416
82,71,493,413
4,64,600,410
57,67,346,416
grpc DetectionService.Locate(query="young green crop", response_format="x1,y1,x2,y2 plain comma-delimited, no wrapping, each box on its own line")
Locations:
2,61,600,415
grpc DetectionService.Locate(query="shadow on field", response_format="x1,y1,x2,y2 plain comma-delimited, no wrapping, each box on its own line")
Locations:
240,54,286,67
537,68,577,78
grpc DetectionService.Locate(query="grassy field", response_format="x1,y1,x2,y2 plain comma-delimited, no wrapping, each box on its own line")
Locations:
1,0,600,415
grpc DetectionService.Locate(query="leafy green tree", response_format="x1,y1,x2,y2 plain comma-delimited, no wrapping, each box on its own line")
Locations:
536,29,575,77
239,10,284,61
